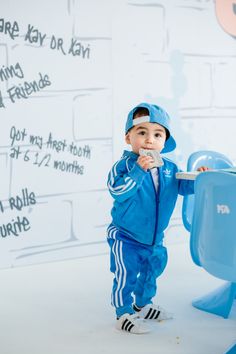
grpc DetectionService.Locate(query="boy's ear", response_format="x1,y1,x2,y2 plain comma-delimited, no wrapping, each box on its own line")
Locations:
125,133,131,144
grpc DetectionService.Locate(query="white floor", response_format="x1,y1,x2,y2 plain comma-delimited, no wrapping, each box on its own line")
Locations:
0,240,235,354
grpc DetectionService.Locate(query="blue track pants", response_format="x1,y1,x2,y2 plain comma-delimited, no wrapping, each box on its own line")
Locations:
108,238,168,318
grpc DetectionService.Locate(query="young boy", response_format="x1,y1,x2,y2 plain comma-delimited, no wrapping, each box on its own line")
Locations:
107,102,207,334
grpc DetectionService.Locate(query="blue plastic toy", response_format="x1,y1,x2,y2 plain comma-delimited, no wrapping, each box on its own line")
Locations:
182,150,233,232
224,342,236,354
190,170,236,318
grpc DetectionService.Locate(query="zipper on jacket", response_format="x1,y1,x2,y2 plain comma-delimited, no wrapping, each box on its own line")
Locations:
150,168,161,245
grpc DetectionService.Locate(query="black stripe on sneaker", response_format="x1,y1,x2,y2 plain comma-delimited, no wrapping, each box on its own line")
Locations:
122,319,135,332
145,308,161,319
145,309,161,320
127,322,134,332
150,309,158,319
124,321,132,331
145,308,153,319
154,310,160,319
122,319,129,330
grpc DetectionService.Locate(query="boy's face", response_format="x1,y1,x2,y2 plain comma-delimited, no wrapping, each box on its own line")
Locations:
125,122,166,155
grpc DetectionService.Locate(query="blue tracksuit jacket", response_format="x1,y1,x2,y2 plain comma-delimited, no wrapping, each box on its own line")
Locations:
107,150,194,246
107,149,195,316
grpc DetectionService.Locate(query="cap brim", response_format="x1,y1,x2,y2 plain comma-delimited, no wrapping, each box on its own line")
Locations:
161,136,176,153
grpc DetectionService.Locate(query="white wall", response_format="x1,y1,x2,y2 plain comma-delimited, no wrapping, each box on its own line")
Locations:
0,0,235,268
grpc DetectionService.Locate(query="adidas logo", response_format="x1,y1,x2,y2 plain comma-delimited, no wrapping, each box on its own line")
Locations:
163,168,172,177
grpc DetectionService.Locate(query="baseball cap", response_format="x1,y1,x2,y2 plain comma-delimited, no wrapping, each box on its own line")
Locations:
125,102,176,153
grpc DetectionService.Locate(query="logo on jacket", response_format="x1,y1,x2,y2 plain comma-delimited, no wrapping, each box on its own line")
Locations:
163,168,172,177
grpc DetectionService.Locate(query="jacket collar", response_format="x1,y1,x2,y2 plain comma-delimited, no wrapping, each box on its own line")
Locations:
123,150,139,160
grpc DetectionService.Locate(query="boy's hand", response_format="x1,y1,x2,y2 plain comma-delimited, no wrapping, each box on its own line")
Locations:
197,166,210,172
137,155,153,171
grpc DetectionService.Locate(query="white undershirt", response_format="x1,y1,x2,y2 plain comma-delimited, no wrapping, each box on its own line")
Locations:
150,168,158,191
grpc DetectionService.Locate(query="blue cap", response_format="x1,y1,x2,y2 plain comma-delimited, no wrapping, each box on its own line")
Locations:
125,102,176,153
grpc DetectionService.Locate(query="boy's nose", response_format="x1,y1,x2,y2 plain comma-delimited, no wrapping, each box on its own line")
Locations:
146,135,154,143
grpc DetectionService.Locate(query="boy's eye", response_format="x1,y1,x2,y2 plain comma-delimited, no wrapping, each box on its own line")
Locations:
155,133,165,139
138,131,146,135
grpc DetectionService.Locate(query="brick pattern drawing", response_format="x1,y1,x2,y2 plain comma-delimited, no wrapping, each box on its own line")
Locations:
0,0,235,268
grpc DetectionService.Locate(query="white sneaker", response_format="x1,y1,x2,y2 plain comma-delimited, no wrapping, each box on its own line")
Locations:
116,313,151,334
136,304,173,322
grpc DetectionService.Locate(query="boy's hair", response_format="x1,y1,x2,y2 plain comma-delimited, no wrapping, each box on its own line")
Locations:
133,107,149,118
133,107,170,140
